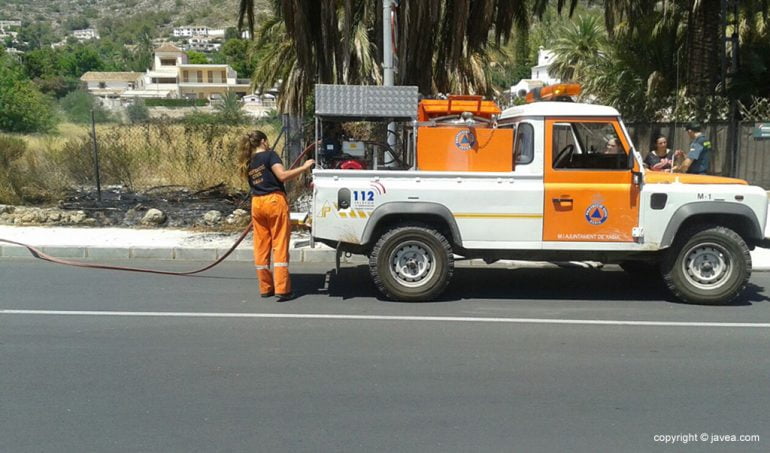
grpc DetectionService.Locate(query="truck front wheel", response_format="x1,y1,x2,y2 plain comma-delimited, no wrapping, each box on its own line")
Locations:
369,225,454,301
661,225,751,305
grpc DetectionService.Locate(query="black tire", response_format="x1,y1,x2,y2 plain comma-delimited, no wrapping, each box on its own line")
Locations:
661,225,751,305
369,225,454,301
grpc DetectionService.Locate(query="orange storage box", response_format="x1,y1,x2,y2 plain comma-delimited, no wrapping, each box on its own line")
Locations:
416,126,514,172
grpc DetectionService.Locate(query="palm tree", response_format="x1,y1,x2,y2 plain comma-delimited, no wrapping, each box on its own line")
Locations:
548,0,723,97
215,92,247,124
240,0,531,113
547,15,607,83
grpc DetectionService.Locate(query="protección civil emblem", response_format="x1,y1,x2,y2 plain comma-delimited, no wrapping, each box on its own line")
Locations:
454,130,476,151
585,203,609,225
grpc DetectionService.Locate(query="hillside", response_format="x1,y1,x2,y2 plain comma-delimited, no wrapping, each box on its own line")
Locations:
0,0,270,36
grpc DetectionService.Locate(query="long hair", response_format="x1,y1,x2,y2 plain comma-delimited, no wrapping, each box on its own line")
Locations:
237,130,268,180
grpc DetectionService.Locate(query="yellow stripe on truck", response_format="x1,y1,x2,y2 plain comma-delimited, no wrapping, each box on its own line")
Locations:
453,213,543,219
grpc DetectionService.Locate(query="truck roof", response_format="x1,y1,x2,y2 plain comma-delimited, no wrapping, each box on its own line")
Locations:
500,102,621,120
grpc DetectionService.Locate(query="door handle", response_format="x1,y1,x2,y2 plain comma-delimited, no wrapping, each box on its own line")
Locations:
552,197,573,210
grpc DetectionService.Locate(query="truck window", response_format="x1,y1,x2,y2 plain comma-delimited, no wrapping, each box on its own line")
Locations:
553,122,630,170
514,123,534,165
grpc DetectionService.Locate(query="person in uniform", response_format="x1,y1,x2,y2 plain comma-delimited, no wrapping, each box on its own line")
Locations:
237,130,315,301
644,135,674,171
673,122,711,174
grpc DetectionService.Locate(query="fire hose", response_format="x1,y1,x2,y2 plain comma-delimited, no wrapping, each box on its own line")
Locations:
0,142,316,276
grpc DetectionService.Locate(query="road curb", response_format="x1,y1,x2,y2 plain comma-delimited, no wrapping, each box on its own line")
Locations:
2,244,770,271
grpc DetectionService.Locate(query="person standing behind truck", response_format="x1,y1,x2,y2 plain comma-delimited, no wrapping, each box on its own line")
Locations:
237,130,315,301
644,135,675,171
673,122,711,174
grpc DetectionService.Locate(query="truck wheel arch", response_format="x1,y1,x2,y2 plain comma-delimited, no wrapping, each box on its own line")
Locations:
361,202,463,248
660,202,762,248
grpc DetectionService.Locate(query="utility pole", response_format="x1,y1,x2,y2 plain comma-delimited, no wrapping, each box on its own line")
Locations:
382,0,398,165
722,0,740,177
90,108,102,202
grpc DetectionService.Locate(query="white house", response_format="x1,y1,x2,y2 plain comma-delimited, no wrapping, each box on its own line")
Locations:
185,37,222,52
509,47,561,98
115,43,251,100
72,28,100,41
80,72,144,107
207,28,225,39
531,47,560,85
173,26,214,37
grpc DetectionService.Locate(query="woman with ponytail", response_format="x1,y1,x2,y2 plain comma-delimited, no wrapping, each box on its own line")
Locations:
238,130,315,301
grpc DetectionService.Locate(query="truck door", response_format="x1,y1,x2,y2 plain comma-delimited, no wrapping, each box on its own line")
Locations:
543,118,640,242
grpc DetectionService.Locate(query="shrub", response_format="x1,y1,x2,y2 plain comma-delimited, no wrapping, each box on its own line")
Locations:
56,133,136,188
126,100,150,124
214,92,248,125
144,98,208,108
0,135,28,203
59,90,112,124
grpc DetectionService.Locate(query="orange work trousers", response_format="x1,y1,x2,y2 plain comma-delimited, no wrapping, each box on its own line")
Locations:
251,192,291,295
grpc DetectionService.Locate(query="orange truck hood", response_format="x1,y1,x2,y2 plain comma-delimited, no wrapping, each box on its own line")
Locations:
645,172,747,185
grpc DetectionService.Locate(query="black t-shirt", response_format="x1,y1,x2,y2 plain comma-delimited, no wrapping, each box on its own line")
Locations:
248,150,286,195
644,148,674,170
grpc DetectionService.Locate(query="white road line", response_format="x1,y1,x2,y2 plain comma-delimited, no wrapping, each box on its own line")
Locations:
2,309,770,328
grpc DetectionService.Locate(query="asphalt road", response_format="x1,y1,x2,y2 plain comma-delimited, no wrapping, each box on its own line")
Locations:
2,258,770,452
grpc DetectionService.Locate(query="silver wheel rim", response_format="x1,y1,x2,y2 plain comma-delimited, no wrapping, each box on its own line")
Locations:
388,240,436,288
681,242,733,290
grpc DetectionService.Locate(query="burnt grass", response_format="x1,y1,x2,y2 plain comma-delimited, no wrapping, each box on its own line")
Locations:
57,184,251,229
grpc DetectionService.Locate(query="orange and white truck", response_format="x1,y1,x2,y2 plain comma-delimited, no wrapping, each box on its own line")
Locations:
310,85,768,305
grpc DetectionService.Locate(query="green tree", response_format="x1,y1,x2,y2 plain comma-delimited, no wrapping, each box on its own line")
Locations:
221,39,254,78
186,51,209,64
225,26,240,40
21,48,60,79
0,55,56,133
59,46,104,78
33,76,80,99
64,17,90,31
59,90,112,124
17,22,57,51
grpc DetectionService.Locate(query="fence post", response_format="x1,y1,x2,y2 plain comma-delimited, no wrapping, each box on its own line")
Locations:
90,108,102,202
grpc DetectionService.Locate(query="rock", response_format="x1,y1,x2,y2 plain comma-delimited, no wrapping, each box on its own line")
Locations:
46,211,62,223
20,209,45,224
203,210,223,225
68,211,88,224
0,204,14,215
141,208,166,225
226,209,250,226
83,218,98,226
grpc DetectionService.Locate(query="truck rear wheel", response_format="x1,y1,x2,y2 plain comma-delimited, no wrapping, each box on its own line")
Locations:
661,225,751,305
369,225,454,301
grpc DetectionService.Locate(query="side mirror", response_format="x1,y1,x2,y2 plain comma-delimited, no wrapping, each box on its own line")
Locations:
627,151,635,169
